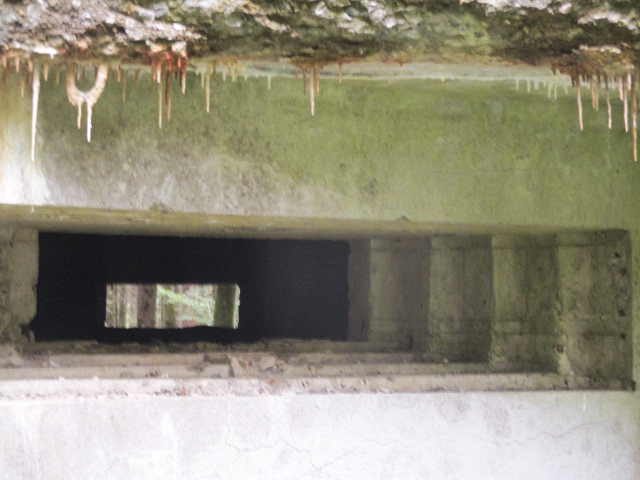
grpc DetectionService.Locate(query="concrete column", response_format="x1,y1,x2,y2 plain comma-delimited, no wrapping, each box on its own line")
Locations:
428,235,492,362
556,231,632,384
347,240,371,341
490,235,559,372
368,239,429,350
214,284,240,328
0,226,38,343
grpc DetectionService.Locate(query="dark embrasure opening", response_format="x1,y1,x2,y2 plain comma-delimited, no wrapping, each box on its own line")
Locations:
33,233,350,344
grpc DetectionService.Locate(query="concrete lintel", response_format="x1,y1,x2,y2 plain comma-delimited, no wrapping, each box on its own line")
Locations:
492,234,557,249
430,235,492,250
0,205,594,240
557,230,629,247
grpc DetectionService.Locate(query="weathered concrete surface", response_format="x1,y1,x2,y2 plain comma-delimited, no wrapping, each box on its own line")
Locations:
0,70,638,229
0,226,37,343
368,238,429,349
557,231,633,380
491,234,559,372
429,235,493,363
0,390,638,480
0,59,640,480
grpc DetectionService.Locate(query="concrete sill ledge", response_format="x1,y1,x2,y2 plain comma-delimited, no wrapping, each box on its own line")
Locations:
0,351,630,398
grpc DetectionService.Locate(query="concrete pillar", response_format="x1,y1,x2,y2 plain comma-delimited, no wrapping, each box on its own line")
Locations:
556,231,632,384
490,235,559,372
367,239,429,349
0,226,38,343
428,235,492,362
347,240,371,341
214,284,240,328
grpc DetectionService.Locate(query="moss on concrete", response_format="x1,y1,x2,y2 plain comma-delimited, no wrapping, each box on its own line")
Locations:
25,69,634,229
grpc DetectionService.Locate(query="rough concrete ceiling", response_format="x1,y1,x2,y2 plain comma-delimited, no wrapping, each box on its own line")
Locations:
0,0,638,69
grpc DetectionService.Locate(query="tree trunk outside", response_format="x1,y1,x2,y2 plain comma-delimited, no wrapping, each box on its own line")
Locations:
126,285,137,327
117,285,126,328
137,284,157,328
161,285,177,328
213,284,238,328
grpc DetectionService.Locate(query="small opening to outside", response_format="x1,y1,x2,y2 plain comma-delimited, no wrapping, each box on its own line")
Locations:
33,232,350,343
105,283,240,329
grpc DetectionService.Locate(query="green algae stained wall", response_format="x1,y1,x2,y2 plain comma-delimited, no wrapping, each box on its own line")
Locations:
1,71,639,480
0,70,630,229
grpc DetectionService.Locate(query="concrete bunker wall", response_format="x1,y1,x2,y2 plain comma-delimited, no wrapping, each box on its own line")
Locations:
0,73,639,479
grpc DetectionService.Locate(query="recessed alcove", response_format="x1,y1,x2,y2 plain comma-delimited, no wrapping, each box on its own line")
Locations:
33,232,350,344
0,221,631,390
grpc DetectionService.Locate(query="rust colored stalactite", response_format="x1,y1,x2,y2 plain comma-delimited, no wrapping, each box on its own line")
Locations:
166,69,172,122
576,75,583,131
605,74,612,129
302,67,307,96
151,58,157,83
560,65,639,162
205,67,211,113
623,78,628,133
309,67,315,116
631,74,637,162
122,69,127,102
181,63,187,94
619,76,624,101
158,66,163,129
595,73,600,111
66,63,109,142
19,69,25,97
31,63,40,162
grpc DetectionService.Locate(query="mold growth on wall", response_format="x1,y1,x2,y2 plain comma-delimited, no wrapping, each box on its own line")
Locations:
0,0,639,164
4,54,640,164
12,70,634,226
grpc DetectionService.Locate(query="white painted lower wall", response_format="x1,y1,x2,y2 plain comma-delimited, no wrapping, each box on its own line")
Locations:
1,391,638,480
